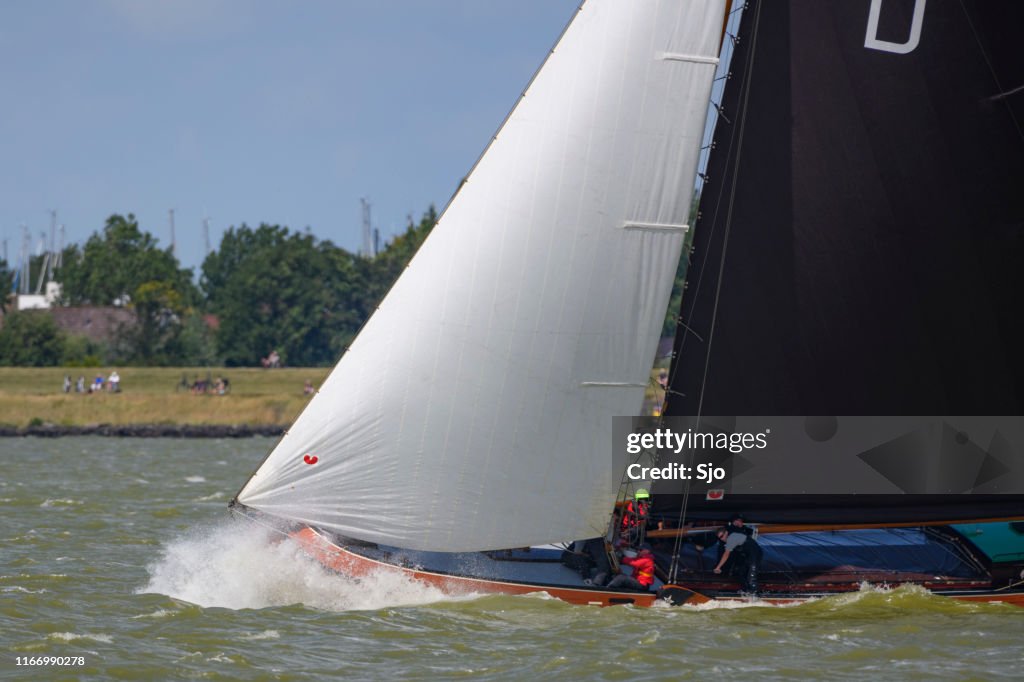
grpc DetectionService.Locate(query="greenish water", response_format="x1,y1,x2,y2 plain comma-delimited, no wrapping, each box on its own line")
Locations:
2,438,1022,681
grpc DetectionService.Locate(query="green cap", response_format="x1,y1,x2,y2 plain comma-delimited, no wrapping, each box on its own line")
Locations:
634,488,650,500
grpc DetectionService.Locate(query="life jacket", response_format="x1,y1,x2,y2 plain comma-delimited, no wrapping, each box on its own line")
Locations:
621,554,656,587
620,500,649,530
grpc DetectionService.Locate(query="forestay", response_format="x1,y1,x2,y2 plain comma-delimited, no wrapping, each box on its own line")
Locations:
237,0,726,552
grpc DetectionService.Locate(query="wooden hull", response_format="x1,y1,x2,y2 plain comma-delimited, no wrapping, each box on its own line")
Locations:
292,527,676,607
291,527,1024,608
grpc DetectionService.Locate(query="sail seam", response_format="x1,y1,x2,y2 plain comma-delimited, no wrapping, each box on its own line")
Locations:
659,52,720,65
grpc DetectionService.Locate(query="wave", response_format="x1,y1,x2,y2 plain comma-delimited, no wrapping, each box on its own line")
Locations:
139,520,458,612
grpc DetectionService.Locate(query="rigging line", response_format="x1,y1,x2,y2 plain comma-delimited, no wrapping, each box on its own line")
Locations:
665,20,753,579
228,505,294,542
990,83,1024,101
676,320,705,345
957,0,1024,143
994,577,1024,592
666,11,747,390
695,0,761,423
712,102,732,125
668,0,763,583
607,375,678,549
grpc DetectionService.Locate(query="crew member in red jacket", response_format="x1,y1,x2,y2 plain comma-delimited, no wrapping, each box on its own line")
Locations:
619,488,650,544
607,545,656,591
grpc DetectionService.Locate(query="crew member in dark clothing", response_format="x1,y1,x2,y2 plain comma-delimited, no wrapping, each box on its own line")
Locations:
728,513,753,536
712,526,762,594
582,538,613,586
705,514,754,576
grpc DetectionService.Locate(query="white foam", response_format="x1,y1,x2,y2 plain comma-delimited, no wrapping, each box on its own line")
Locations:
2,586,46,594
40,498,81,508
50,632,113,644
184,476,206,483
139,521,458,612
240,630,280,641
131,609,176,620
679,595,807,611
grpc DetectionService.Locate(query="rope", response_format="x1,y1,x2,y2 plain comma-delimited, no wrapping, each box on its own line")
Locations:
957,0,1024,143
667,0,763,583
994,576,1024,593
228,504,294,542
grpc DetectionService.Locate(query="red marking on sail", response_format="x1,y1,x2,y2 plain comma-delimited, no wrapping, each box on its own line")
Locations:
303,454,318,465
706,489,724,501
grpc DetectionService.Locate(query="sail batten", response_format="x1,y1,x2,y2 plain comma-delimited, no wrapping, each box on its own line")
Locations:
622,221,689,232
659,52,720,65
579,382,649,388
237,0,727,552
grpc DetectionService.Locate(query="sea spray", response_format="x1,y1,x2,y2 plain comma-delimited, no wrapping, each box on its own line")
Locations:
139,520,461,611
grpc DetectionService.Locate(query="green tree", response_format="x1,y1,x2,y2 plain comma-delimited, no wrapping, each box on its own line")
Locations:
202,225,364,366
358,206,437,315
61,333,106,367
0,310,64,366
58,214,195,306
0,260,13,313
177,313,221,366
660,191,702,339
200,208,436,367
56,214,200,365
127,280,187,365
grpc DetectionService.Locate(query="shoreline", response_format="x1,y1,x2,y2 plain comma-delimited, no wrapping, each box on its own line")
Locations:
0,423,286,438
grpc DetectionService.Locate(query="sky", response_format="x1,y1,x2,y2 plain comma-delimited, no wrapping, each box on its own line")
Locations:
0,0,581,273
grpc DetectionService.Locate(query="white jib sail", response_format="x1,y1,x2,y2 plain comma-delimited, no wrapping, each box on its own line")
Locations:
238,0,726,552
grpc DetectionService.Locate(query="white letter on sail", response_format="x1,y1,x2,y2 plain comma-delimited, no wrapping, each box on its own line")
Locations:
864,0,927,54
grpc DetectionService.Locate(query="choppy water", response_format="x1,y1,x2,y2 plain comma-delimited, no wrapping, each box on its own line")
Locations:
2,438,1022,681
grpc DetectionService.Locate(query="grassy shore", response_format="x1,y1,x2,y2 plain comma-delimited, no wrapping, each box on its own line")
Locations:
0,367,331,428
0,364,669,430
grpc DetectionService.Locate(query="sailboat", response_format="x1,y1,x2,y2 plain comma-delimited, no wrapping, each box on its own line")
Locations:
231,0,1024,607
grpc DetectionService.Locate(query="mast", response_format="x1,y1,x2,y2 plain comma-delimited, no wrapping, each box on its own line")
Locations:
168,208,176,258
20,225,30,295
360,198,373,257
56,224,64,269
47,210,56,281
203,212,211,258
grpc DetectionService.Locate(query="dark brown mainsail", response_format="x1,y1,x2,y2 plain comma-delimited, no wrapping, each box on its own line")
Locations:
661,0,1024,521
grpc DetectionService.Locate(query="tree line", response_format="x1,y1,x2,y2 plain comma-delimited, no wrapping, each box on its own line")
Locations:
0,209,436,367
1,201,690,368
